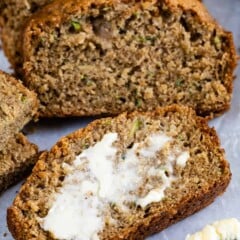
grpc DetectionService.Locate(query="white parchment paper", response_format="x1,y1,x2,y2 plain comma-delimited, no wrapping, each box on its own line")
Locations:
0,0,239,239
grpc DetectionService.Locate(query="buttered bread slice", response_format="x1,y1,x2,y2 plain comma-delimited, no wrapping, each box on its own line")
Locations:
7,106,231,240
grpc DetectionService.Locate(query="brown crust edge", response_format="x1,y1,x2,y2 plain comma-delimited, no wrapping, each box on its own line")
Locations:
7,105,231,239
0,136,40,195
134,175,230,240
7,176,230,240
0,152,41,195
7,152,50,240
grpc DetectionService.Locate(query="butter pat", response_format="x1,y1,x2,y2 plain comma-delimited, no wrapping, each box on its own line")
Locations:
186,218,240,240
213,218,240,240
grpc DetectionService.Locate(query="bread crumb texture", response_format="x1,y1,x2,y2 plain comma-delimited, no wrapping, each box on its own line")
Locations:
22,0,236,117
0,70,38,150
0,133,38,193
7,105,231,240
0,0,53,72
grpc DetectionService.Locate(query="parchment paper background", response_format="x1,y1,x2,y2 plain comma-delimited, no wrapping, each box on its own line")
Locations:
0,0,240,239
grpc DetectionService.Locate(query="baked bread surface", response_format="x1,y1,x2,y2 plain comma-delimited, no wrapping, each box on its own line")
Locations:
7,105,231,240
0,0,53,73
0,133,39,193
22,0,237,117
0,70,38,150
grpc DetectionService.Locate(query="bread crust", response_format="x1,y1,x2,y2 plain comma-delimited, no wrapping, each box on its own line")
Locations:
7,182,227,240
0,0,53,74
7,105,231,240
0,133,39,194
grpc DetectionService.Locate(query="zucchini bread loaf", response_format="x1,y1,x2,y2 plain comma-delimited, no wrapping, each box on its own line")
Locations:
0,0,53,73
0,133,38,193
0,70,38,150
8,105,231,240
22,0,237,117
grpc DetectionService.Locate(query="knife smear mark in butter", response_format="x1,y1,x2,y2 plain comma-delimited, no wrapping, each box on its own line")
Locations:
186,218,240,240
40,132,190,240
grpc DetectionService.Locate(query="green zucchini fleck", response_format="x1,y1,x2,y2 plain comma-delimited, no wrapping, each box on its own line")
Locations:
70,20,81,32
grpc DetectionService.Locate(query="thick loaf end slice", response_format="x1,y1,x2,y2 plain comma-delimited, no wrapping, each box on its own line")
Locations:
7,105,231,240
0,0,53,73
0,70,38,150
23,0,237,117
0,133,38,193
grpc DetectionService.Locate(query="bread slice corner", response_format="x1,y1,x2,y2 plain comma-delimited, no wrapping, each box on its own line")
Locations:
0,70,39,150
0,133,39,194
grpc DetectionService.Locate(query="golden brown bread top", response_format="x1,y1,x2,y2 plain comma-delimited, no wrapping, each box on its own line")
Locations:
24,0,212,24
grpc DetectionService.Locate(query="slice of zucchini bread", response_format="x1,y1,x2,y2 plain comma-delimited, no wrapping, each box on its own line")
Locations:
22,0,237,117
7,105,231,240
0,133,38,193
0,0,200,74
0,0,53,73
0,70,38,150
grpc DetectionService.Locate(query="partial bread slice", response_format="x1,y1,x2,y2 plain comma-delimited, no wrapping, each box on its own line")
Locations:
0,0,53,73
0,70,38,150
0,133,38,193
22,0,236,117
0,0,201,73
7,105,231,240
